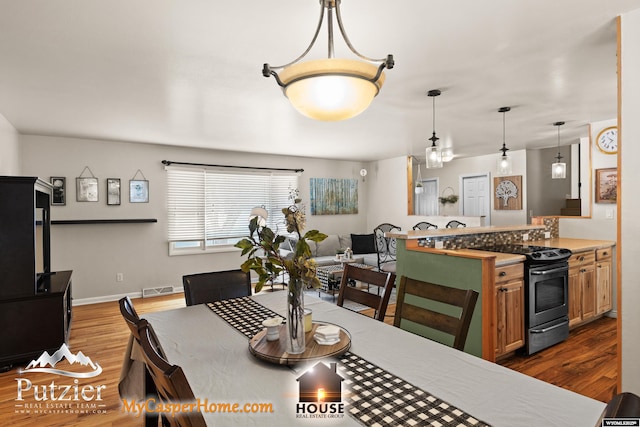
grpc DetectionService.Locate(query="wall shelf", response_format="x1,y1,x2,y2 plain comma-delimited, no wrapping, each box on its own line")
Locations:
51,219,157,225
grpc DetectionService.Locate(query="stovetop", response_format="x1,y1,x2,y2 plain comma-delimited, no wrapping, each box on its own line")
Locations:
473,244,572,262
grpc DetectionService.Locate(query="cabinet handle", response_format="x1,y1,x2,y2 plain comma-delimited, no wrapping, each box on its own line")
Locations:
499,271,507,277
603,252,608,256
579,256,585,262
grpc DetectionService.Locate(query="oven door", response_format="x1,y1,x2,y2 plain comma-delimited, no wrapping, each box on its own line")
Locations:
527,262,569,327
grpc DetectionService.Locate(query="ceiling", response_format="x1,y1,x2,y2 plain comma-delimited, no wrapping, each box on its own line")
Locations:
1,0,639,162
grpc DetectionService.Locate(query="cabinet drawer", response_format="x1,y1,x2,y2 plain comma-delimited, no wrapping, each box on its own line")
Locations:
496,263,524,283
596,247,612,261
569,250,595,267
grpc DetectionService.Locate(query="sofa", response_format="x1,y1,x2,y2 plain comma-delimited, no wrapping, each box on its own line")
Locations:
281,234,379,268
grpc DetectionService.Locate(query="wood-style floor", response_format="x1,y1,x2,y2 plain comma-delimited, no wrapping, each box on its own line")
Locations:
0,293,616,426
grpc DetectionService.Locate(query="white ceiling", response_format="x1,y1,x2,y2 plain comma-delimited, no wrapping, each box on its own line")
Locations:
1,0,639,162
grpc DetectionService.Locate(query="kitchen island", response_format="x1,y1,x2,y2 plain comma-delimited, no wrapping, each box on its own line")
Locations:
389,227,615,362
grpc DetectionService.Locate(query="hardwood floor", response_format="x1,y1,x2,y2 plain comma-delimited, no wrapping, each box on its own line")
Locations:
0,293,616,426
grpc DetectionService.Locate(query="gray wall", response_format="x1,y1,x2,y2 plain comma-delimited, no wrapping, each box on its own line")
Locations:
526,146,572,217
20,134,370,302
0,112,20,175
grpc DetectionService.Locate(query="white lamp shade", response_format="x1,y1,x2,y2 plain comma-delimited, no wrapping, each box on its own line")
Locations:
415,185,424,195
497,155,512,175
552,162,567,179
279,59,385,121
426,145,443,169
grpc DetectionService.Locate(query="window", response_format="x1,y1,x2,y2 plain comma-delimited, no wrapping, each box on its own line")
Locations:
166,166,298,254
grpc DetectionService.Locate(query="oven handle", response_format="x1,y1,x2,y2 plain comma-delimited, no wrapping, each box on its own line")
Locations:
530,266,568,276
530,320,568,334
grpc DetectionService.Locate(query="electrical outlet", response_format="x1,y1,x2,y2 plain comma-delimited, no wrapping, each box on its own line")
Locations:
435,241,444,249
522,233,529,241
544,232,551,239
116,273,124,282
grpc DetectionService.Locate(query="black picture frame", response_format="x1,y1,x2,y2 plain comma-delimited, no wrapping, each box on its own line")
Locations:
107,178,121,205
50,177,66,206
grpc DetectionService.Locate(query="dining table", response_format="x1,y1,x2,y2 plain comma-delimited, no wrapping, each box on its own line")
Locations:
135,291,606,426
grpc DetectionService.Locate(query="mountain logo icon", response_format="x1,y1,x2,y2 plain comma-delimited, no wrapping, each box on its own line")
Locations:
20,344,102,378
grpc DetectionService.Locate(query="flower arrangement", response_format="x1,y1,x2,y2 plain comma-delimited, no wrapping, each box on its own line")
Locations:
235,193,326,353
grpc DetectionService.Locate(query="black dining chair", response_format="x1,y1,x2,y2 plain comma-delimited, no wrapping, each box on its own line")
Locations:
373,223,401,273
413,221,438,230
138,322,207,427
394,275,478,351
445,220,466,228
595,392,640,426
336,264,396,321
182,269,251,306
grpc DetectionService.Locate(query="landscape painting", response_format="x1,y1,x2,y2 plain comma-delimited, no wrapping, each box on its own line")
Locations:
309,178,358,215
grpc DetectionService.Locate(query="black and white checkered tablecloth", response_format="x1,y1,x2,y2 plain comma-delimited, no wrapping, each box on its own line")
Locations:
206,297,491,427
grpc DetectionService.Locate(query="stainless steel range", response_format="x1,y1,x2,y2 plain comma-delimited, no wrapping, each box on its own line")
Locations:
476,244,572,355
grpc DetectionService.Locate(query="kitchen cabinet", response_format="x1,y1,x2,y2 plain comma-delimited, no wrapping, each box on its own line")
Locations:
568,250,597,328
596,247,613,314
495,263,525,358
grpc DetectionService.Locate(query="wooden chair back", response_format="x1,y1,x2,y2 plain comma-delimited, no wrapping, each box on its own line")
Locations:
119,296,144,341
394,276,478,351
336,264,395,321
138,323,207,427
182,269,251,306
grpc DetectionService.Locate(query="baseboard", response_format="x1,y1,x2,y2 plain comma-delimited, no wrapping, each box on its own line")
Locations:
72,287,184,306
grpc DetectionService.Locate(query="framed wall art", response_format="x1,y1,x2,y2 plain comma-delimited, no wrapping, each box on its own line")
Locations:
595,168,617,204
129,169,149,203
493,175,523,210
107,178,121,205
309,178,358,215
50,177,66,206
76,167,98,202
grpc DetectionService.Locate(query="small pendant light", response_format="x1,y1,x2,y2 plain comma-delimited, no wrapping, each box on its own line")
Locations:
415,163,424,194
426,90,443,169
496,107,512,175
552,121,567,179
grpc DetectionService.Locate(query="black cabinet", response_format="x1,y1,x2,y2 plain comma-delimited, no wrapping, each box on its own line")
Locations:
0,176,72,368
0,271,72,366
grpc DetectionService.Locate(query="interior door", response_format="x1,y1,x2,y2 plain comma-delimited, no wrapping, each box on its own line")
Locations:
415,178,438,216
461,174,490,223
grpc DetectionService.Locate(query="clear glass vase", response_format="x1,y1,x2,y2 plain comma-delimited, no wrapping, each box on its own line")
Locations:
287,279,305,354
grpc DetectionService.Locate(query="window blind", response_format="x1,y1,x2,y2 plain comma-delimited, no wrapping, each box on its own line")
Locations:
167,167,298,243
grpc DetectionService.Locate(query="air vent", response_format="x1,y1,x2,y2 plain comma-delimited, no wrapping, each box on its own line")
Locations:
142,286,174,298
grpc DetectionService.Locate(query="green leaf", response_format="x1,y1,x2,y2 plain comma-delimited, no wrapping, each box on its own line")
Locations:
303,230,327,243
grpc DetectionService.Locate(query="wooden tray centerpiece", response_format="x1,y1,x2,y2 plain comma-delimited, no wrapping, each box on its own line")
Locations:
249,321,351,365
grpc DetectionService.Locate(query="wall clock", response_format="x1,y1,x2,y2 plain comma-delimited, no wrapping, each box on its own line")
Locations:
596,126,617,154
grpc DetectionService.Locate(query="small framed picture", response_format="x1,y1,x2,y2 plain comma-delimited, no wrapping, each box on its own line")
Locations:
595,168,617,204
107,178,121,205
76,177,98,202
50,177,66,206
129,179,149,203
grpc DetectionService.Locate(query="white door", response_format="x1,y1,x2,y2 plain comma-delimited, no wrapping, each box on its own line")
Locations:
460,174,490,224
415,178,439,216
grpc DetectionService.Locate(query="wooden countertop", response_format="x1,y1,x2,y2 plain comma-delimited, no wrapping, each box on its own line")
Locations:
387,224,545,240
407,246,526,266
528,238,615,252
